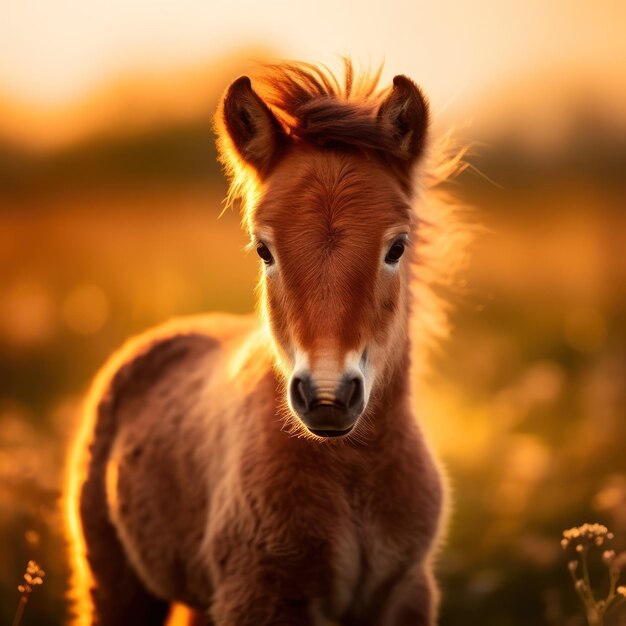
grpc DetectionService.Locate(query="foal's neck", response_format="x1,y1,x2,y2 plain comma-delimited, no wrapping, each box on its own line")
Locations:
366,321,414,439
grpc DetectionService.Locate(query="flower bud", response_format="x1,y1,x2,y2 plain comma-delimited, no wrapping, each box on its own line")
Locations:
602,550,615,564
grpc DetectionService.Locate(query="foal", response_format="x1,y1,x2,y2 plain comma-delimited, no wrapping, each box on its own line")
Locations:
66,61,447,626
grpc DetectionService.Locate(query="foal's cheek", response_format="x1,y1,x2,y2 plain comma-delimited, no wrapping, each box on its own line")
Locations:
265,281,294,367
372,275,401,344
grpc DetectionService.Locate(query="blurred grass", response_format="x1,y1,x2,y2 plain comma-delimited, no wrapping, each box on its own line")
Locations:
0,73,625,626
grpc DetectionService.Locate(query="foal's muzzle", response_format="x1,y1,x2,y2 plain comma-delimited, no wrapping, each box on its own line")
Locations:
289,373,365,437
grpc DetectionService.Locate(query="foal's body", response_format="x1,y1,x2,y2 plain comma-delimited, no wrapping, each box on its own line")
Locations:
77,313,442,625
67,62,449,625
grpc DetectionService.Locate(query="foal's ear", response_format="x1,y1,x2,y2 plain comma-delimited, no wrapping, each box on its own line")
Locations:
378,75,429,164
217,76,287,178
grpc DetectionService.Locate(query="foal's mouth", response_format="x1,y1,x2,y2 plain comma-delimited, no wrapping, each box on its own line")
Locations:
307,425,355,438
300,401,358,438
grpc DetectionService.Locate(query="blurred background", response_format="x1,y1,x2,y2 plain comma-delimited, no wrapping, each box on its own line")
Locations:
0,1,625,624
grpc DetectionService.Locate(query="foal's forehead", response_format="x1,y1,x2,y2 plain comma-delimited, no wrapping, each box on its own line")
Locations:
254,149,412,239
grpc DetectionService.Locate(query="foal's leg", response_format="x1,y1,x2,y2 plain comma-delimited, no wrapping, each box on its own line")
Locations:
210,574,319,626
379,566,438,626
73,455,169,625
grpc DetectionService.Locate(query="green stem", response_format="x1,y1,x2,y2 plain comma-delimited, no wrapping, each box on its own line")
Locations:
578,548,606,626
11,595,28,626
606,565,618,605
587,610,602,626
569,567,588,605
605,595,625,620
581,548,594,603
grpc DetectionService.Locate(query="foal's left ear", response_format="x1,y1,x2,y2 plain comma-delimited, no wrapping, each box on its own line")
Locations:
378,75,429,165
217,76,287,179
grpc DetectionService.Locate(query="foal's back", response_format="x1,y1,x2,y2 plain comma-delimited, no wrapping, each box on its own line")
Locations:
70,313,274,619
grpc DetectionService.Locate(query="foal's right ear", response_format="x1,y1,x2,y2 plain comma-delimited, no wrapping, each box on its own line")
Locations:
216,76,287,179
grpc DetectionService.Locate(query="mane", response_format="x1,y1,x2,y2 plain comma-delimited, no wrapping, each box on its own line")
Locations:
252,59,398,153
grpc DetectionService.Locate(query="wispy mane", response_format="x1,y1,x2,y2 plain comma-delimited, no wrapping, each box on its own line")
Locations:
252,59,398,153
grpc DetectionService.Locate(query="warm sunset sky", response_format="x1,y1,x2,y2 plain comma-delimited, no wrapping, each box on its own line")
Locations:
1,0,625,111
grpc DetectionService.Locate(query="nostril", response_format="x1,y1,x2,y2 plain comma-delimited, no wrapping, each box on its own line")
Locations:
336,376,364,415
289,375,316,415
296,379,308,410
345,377,363,412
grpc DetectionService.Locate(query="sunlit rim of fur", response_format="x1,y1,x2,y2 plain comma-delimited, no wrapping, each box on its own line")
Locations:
215,58,469,221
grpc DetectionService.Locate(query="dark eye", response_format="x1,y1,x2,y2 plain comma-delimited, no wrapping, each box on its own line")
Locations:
385,240,406,264
256,242,274,265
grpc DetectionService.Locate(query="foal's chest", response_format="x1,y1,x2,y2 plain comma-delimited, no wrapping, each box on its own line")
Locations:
330,466,432,616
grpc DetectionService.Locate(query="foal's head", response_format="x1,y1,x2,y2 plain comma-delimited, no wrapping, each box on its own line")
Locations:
216,62,430,439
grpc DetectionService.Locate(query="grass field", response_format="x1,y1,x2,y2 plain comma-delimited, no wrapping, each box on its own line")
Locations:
1,95,625,625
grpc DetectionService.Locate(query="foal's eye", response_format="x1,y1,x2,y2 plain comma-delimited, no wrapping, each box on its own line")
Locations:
385,240,406,265
256,242,274,265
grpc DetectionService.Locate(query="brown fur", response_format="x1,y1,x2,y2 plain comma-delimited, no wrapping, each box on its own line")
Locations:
65,61,450,626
